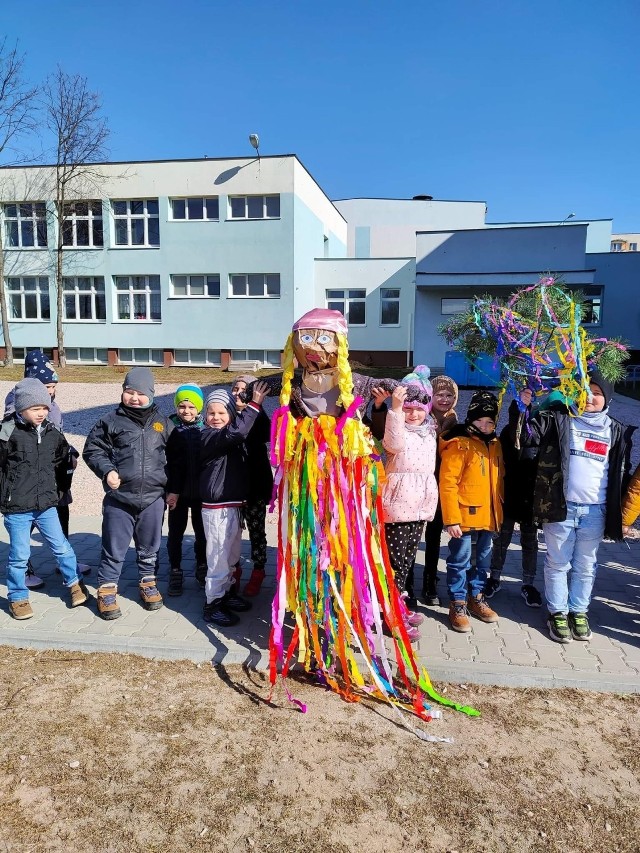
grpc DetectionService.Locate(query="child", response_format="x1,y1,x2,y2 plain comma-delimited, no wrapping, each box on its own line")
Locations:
4,349,90,588
622,464,640,535
484,415,541,607
83,367,173,620
514,372,633,642
230,375,274,597
1,378,88,619
382,370,438,640
200,382,268,627
439,391,503,632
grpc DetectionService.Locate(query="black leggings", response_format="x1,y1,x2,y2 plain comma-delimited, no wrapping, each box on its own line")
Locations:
384,520,425,593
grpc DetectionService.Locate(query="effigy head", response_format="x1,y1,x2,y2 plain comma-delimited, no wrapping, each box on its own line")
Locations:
291,309,347,371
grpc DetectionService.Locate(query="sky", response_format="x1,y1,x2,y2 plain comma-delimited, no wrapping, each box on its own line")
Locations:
3,0,639,230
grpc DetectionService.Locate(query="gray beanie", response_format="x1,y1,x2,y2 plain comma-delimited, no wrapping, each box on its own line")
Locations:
122,367,155,401
14,378,51,413
205,388,236,420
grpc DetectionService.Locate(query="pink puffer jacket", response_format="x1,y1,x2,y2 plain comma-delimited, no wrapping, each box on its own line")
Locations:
382,410,438,523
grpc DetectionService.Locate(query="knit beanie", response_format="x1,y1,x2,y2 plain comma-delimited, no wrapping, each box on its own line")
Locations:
400,364,433,411
431,374,459,409
24,349,58,384
205,388,236,420
588,368,614,408
14,378,51,413
122,367,155,403
466,390,499,424
174,382,204,413
233,374,258,387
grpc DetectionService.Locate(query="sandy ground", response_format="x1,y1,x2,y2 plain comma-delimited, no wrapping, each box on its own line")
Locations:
0,647,638,853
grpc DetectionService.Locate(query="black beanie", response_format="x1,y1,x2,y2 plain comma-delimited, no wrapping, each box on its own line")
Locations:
466,390,499,424
588,368,614,408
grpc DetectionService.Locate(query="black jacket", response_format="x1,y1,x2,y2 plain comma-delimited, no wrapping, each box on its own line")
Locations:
510,400,635,540
83,405,173,511
166,416,204,502
500,412,539,524
0,416,71,515
199,403,261,505
244,409,274,503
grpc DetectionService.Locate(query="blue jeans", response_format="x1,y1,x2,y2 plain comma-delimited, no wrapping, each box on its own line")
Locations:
4,507,79,602
543,501,605,615
446,529,493,601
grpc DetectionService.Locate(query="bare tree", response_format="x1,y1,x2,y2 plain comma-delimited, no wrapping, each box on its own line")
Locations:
43,67,109,367
0,41,38,366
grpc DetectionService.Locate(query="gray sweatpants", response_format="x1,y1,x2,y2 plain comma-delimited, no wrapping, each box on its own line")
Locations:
97,494,165,586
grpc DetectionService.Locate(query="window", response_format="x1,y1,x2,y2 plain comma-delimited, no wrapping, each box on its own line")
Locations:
380,288,400,325
114,275,161,321
441,298,472,315
6,277,50,320
231,349,281,367
11,347,54,362
173,349,222,366
61,201,103,247
230,273,280,298
63,277,106,321
326,288,366,326
170,197,219,220
580,286,603,325
4,203,48,248
171,274,220,298
118,348,164,365
112,199,159,246
611,242,623,252
66,348,108,364
229,195,280,219
630,243,638,251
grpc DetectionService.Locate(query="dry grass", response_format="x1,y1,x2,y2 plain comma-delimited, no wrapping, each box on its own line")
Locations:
0,647,638,853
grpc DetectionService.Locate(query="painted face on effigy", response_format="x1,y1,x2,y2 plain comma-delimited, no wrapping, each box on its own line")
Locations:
293,328,339,372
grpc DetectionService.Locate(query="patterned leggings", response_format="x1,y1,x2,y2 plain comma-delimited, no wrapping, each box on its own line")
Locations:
384,520,425,593
243,500,268,568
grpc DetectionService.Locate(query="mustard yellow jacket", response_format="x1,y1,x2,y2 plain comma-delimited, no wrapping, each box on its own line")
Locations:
622,464,640,527
438,425,504,532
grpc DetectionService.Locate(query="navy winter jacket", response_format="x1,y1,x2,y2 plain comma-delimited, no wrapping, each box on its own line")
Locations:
199,403,261,506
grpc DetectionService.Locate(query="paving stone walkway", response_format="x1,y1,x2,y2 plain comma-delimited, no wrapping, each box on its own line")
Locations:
1,513,638,693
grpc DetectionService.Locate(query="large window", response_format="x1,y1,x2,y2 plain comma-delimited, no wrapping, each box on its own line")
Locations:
380,288,400,325
231,349,281,367
4,203,48,248
229,195,280,220
173,349,222,366
230,273,280,298
112,199,159,246
326,288,366,326
6,277,50,320
170,197,219,220
114,275,161,321
580,286,603,326
171,274,220,298
62,201,103,247
63,277,106,321
118,348,164,365
66,348,108,364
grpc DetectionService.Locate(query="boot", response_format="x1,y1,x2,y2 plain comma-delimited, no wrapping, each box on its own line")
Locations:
467,593,499,623
203,598,240,627
244,566,266,597
69,579,89,608
449,601,471,633
167,568,183,597
9,599,34,620
421,572,439,606
139,575,163,611
97,583,121,620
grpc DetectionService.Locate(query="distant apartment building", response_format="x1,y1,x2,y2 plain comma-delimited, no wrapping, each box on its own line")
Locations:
611,234,640,252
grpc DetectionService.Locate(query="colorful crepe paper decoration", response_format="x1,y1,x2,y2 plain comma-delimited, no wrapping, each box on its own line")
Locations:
439,276,628,413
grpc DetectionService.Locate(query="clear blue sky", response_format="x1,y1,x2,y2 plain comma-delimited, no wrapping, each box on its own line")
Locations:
4,0,639,230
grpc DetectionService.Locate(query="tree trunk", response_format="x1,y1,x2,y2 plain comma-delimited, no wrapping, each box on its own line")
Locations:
0,248,13,366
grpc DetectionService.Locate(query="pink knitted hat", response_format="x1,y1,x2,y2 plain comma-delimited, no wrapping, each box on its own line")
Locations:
292,308,348,335
401,365,433,412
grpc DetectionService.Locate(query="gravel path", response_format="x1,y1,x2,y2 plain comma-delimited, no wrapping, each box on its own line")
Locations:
1,379,638,518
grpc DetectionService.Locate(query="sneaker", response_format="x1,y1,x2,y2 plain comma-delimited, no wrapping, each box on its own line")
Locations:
405,625,420,643
195,563,207,588
9,599,34,620
243,567,266,597
547,612,572,643
167,569,183,597
139,575,163,611
483,577,501,599
97,583,121,620
468,594,499,623
25,561,45,590
203,598,239,627
569,612,592,641
69,579,89,608
521,584,542,608
401,591,423,624
449,601,471,632
223,590,252,612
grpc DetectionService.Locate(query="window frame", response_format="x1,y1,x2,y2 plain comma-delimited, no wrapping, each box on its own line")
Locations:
170,274,221,299
579,286,603,327
228,194,280,220
441,297,473,316
169,197,219,221
380,288,401,326
3,202,48,248
62,276,106,322
112,199,160,247
6,276,51,321
65,347,108,364
231,349,281,367
117,348,164,366
61,200,104,248
325,288,367,327
228,273,281,298
173,348,222,367
113,275,162,322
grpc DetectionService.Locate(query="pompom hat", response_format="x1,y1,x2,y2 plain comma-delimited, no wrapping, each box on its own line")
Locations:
174,382,204,413
401,364,433,412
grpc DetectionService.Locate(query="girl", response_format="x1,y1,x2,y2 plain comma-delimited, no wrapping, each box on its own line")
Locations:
382,368,438,640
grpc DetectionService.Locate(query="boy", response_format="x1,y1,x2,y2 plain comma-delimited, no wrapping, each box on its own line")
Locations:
1,378,88,619
514,371,633,642
439,390,504,632
165,383,207,595
83,367,173,620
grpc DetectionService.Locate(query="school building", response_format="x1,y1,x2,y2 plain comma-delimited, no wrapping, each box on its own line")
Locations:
1,155,638,371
